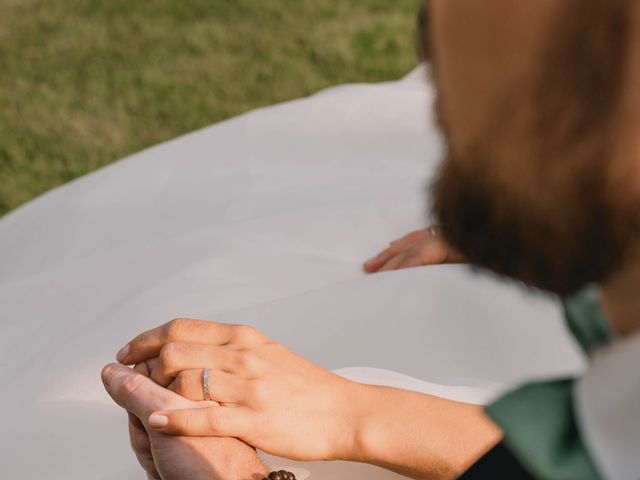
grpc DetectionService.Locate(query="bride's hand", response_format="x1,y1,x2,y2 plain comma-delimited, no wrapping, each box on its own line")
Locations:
116,318,367,462
363,227,463,273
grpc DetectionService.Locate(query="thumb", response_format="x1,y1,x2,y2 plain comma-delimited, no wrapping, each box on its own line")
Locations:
101,363,189,419
147,405,251,439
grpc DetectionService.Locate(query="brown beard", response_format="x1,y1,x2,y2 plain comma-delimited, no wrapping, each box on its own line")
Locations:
430,0,637,296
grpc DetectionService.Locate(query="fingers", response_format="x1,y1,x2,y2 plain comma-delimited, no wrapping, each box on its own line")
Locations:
117,319,264,365
167,369,208,401
363,245,398,272
168,369,248,403
102,363,188,419
117,318,234,364
384,246,448,271
377,253,406,272
364,230,430,273
134,360,151,377
364,228,462,273
128,412,160,480
150,343,253,387
129,362,162,479
395,254,427,270
148,405,253,438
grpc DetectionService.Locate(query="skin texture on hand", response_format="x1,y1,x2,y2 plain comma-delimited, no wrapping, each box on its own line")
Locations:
363,228,463,273
117,318,364,462
101,362,269,480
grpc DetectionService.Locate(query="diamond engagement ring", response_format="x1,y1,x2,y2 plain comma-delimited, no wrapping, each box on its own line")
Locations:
203,368,211,401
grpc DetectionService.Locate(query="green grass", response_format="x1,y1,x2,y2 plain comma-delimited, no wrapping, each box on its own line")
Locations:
0,0,420,216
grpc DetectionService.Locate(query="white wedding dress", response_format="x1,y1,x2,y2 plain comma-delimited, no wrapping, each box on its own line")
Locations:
0,65,585,479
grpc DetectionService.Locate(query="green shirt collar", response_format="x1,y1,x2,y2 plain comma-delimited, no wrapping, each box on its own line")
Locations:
562,286,613,356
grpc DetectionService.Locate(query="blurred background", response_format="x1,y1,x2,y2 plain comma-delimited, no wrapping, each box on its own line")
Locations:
0,0,421,217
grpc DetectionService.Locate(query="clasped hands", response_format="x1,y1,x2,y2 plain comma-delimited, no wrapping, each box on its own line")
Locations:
102,318,368,480
101,232,488,479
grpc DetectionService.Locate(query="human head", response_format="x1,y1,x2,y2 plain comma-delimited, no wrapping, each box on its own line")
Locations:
426,0,640,295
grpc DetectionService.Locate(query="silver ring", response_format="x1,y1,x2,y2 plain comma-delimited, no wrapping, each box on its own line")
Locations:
428,225,438,238
203,368,211,401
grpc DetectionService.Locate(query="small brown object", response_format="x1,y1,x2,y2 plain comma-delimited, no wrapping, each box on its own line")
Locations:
262,470,296,480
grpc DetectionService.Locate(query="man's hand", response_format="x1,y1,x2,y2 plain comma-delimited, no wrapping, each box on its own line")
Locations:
102,362,269,480
363,227,463,273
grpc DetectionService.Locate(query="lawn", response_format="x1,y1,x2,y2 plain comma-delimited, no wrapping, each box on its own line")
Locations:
0,0,421,216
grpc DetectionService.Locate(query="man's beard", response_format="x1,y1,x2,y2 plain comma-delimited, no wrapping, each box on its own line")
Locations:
432,145,632,296
430,0,637,296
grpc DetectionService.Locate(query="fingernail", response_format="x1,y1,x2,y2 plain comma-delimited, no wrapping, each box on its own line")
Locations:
116,344,130,363
149,413,169,428
101,363,119,386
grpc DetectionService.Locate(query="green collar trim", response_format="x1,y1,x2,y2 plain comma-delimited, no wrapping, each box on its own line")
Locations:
562,286,612,356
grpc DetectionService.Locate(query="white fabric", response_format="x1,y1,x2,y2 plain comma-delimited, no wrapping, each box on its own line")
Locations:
0,65,586,479
575,331,640,480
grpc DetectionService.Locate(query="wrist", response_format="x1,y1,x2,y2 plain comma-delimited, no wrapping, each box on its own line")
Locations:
343,384,502,478
345,383,393,465
324,379,375,462
331,381,382,463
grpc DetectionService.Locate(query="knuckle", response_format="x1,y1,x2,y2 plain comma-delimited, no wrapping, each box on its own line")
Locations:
119,374,146,397
173,371,190,394
165,318,190,340
205,410,223,432
159,342,179,366
248,379,269,403
235,348,257,371
233,324,260,342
